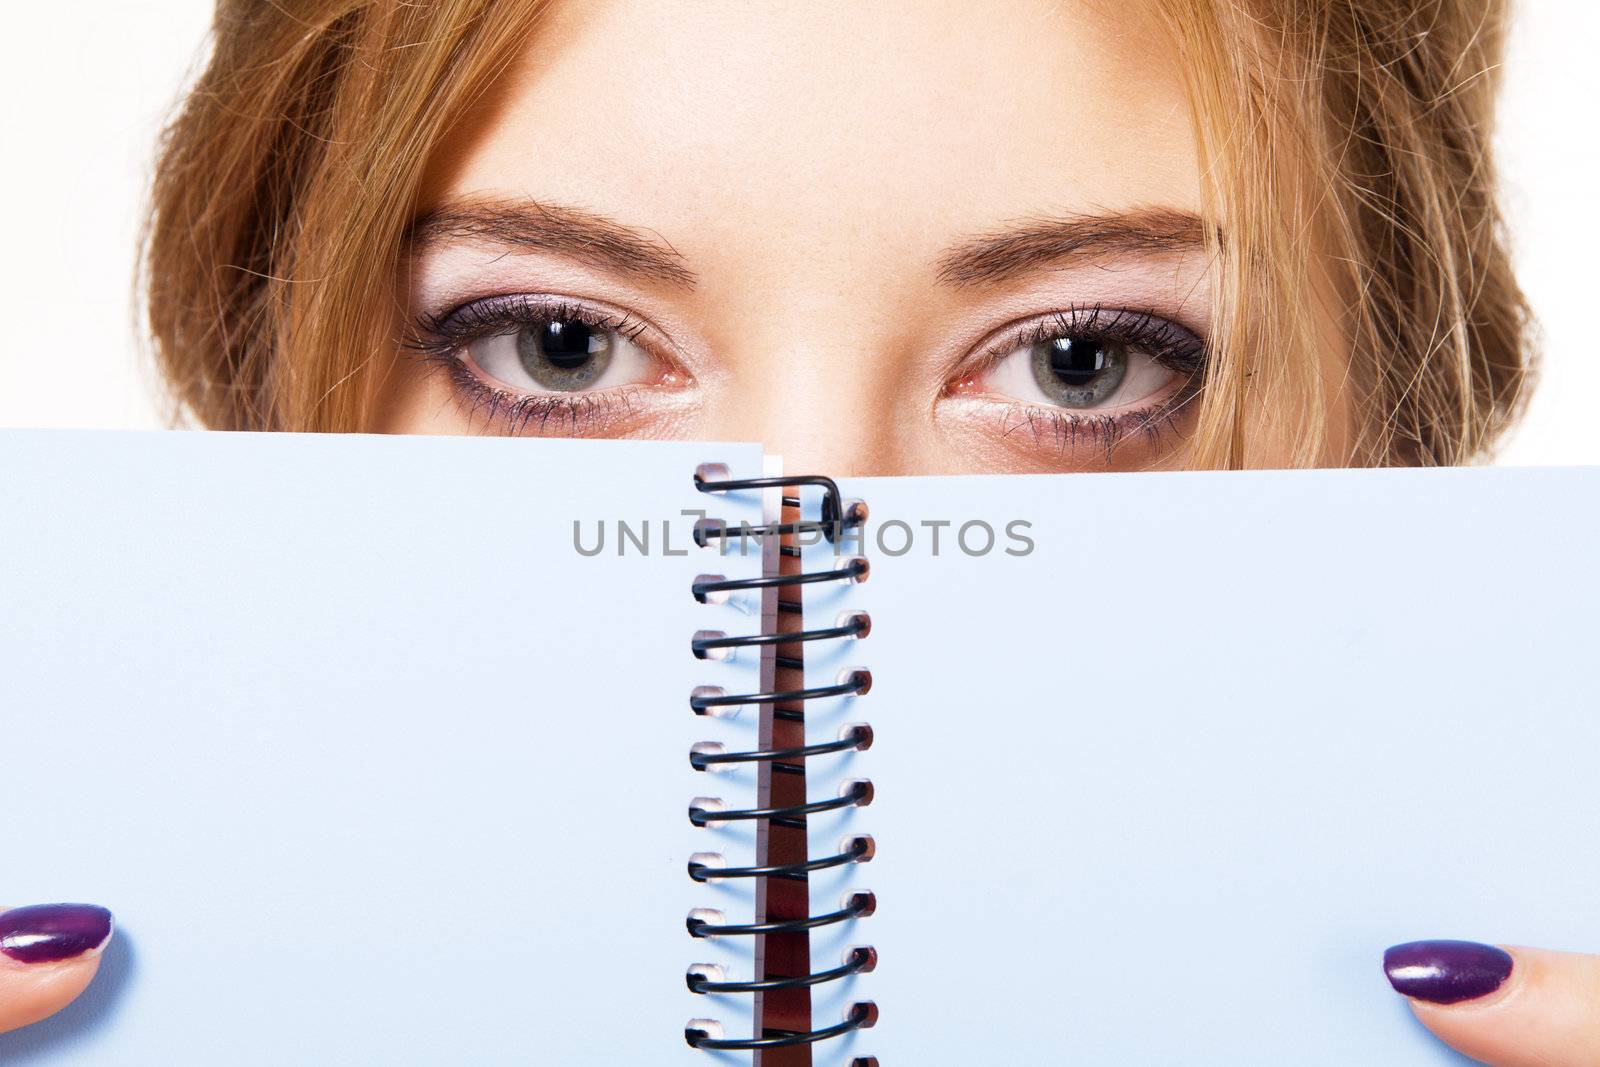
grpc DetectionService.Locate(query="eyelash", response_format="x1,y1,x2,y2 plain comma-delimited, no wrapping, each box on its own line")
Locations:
402,294,663,434
409,294,653,352
402,294,1209,449
959,303,1209,454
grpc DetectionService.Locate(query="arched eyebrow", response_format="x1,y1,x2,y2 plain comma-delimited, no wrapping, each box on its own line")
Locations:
934,207,1208,288
406,196,698,290
407,198,1206,293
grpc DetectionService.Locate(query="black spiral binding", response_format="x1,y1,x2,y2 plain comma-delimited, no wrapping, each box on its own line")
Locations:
685,467,878,1057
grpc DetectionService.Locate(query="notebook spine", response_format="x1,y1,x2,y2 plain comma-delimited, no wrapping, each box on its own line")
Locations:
685,466,878,1057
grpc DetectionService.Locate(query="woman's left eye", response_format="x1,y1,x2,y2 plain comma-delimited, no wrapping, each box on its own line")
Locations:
970,311,1203,413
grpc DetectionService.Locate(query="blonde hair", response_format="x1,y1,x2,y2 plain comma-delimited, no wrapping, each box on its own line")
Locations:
143,0,1532,466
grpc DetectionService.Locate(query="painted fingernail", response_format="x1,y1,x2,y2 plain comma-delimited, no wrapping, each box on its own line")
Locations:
0,904,115,964
1384,940,1513,1004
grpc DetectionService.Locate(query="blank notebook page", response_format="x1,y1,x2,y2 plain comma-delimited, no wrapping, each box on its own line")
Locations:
0,431,766,1064
801,465,1600,1065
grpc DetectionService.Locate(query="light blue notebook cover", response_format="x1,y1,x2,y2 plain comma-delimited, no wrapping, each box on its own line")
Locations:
802,466,1600,1064
0,431,770,1064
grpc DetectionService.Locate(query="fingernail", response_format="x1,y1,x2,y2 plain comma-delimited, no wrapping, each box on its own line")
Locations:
0,904,115,964
1384,940,1514,1004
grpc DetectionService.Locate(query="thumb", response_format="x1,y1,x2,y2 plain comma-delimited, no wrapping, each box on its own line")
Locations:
0,904,114,1034
1385,940,1600,1067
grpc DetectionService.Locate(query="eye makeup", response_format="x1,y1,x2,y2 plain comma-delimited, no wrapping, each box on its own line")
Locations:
398,282,1211,468
938,302,1209,462
402,292,694,437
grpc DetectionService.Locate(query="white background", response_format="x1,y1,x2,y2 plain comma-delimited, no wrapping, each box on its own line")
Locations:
0,0,1593,464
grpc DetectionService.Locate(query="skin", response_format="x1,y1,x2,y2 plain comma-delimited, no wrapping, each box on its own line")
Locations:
1403,948,1600,1067
8,1,1594,1058
376,0,1229,473
0,908,103,1033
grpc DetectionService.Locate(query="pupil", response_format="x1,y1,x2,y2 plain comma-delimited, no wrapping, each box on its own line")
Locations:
1047,338,1107,386
539,320,595,370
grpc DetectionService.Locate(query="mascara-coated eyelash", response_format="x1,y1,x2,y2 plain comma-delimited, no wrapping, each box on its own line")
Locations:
404,293,653,367
401,293,684,435
963,303,1207,393
948,303,1208,455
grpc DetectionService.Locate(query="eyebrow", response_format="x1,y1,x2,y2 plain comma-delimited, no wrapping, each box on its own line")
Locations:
934,207,1209,288
406,197,698,290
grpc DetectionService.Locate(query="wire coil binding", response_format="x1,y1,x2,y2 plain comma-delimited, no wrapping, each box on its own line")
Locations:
686,466,876,1054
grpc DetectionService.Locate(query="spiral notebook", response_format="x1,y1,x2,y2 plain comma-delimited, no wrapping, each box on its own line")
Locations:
799,465,1600,1063
2,430,1597,1065
0,431,773,1064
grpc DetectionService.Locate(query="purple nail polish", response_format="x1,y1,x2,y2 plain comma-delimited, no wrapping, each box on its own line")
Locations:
0,904,115,964
1384,940,1513,1004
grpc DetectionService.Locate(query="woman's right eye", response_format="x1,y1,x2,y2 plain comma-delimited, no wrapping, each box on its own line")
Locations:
465,316,654,394
407,294,672,401
401,293,693,436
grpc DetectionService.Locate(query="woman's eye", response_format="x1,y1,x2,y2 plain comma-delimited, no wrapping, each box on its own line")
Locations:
464,316,652,394
973,323,1198,413
1030,337,1129,406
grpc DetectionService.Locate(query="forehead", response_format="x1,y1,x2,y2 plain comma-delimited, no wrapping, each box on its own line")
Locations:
425,0,1200,273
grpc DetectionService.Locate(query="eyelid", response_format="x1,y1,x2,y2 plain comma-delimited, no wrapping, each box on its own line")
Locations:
961,396,1202,460
406,290,691,381
399,290,699,444
947,303,1207,394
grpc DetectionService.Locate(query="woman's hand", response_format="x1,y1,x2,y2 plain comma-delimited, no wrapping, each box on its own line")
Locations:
0,904,114,1033
1385,940,1600,1066
15,913,1600,1058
